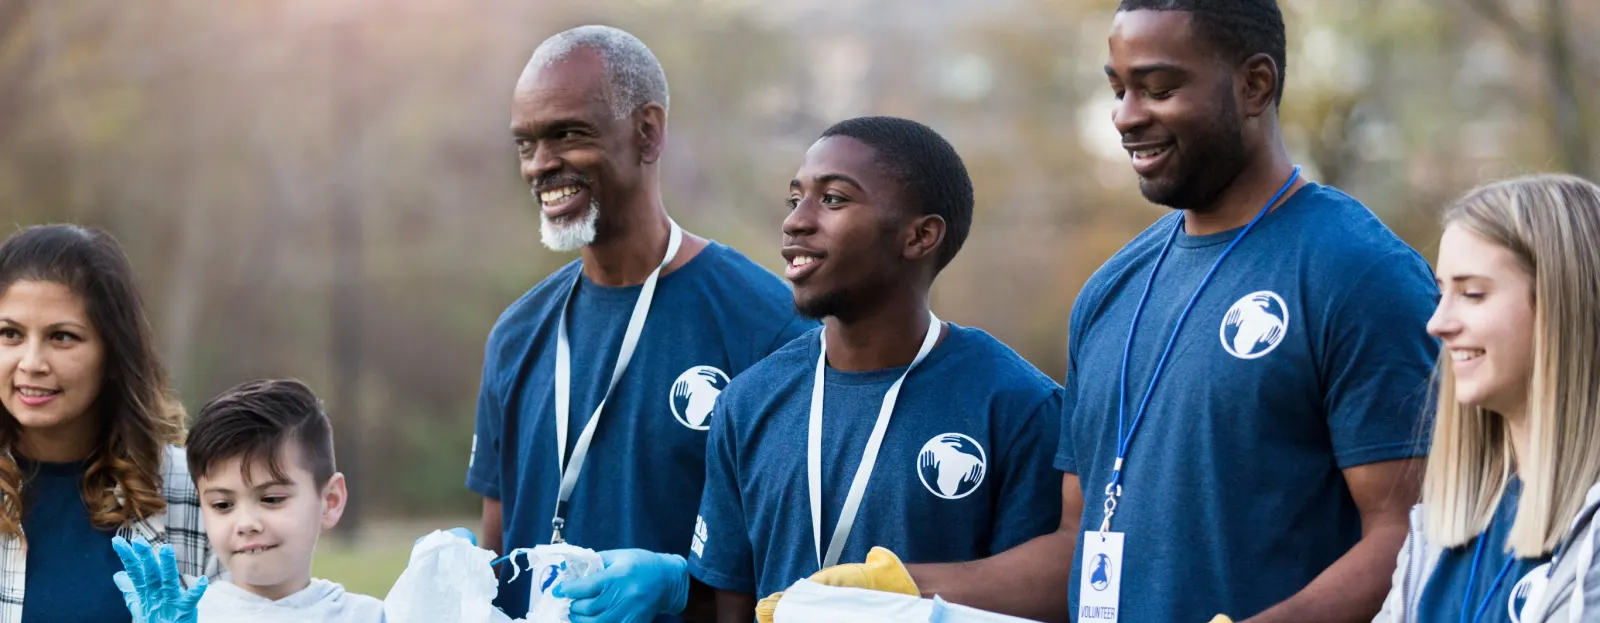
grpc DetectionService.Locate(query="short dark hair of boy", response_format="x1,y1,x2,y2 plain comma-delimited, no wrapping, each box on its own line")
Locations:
186,379,336,489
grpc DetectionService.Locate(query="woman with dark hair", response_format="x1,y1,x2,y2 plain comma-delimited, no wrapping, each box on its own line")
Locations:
0,224,218,622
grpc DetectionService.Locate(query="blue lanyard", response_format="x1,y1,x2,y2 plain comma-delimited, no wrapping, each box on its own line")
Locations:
1097,166,1300,533
1460,534,1517,623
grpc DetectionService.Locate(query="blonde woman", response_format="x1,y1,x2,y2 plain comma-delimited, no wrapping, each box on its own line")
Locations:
1375,174,1600,622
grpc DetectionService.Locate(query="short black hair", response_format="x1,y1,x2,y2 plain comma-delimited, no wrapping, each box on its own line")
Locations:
1118,0,1288,104
187,379,336,489
819,116,974,271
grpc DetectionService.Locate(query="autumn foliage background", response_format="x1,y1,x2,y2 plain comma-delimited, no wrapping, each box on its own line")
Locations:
1,1,1596,587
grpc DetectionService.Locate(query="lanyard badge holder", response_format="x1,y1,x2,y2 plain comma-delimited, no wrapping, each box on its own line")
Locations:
1078,168,1299,623
549,220,684,545
808,311,942,570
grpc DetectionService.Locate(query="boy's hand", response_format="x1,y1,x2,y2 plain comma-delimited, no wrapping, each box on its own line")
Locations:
554,548,689,623
112,535,208,623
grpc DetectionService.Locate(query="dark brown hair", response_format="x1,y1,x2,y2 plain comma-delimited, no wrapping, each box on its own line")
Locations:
0,224,185,536
186,379,336,489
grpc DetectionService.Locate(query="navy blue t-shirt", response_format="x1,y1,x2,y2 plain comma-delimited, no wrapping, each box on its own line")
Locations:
690,324,1064,598
1056,183,1438,621
1418,479,1554,623
466,241,814,617
19,458,131,623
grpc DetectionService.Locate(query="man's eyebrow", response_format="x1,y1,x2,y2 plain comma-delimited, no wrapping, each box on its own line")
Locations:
1105,63,1190,79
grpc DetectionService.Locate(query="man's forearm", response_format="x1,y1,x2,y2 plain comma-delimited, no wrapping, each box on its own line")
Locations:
906,529,1078,623
1244,522,1408,623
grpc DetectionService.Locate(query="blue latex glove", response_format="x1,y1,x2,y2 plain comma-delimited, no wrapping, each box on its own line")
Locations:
555,548,689,623
111,535,208,623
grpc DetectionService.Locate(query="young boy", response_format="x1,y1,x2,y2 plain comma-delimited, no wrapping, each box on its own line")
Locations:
185,379,386,622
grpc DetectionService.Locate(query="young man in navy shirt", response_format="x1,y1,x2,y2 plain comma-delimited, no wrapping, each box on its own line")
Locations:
687,116,1064,619
800,2,1440,622
465,25,811,621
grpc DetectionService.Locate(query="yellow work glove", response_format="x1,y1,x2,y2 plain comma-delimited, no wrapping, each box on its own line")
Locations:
755,547,920,623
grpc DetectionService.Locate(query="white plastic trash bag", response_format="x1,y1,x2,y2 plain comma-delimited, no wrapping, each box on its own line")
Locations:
383,530,603,623
498,544,604,621
385,529,515,623
929,596,1043,623
773,579,1043,623
773,580,930,622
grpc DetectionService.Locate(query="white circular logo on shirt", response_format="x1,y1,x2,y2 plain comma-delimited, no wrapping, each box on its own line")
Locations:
669,366,729,430
1220,291,1289,359
917,433,987,499
1508,563,1551,623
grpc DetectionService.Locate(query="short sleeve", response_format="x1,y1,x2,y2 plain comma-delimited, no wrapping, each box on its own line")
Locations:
993,388,1066,552
466,339,504,499
687,399,756,594
1323,251,1438,468
1054,306,1086,474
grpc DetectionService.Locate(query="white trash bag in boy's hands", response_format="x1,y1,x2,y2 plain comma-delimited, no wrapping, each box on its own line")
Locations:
384,529,510,623
383,529,602,623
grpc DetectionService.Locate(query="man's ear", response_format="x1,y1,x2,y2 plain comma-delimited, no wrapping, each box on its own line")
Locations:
635,102,668,165
902,214,947,264
1239,52,1280,118
319,472,348,531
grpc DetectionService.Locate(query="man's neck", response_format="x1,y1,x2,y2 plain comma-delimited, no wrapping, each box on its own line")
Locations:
823,289,943,372
1184,140,1304,237
579,195,673,287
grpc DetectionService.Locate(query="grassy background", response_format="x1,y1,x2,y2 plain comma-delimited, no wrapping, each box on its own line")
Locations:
310,517,478,598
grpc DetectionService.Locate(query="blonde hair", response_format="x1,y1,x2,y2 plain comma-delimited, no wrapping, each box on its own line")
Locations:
1423,173,1600,557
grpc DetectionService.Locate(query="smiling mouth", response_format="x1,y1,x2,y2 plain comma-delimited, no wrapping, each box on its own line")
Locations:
1131,146,1170,159
236,545,278,555
1127,143,1174,176
785,254,822,282
1450,349,1485,362
535,184,590,220
17,387,59,397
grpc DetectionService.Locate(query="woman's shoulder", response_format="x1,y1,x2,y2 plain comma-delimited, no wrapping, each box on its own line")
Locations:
160,445,197,503
155,444,222,580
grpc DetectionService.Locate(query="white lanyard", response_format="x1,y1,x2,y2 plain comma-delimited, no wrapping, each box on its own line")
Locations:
550,219,683,544
808,310,942,569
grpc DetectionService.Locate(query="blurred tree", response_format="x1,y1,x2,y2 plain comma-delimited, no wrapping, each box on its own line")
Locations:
0,0,1594,518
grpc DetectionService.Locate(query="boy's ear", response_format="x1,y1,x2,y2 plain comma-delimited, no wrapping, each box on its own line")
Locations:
320,472,348,531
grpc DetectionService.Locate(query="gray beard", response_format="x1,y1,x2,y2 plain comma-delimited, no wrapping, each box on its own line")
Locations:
539,199,600,252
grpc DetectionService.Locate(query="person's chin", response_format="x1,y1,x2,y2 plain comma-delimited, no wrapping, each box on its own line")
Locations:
793,287,846,320
1137,176,1188,209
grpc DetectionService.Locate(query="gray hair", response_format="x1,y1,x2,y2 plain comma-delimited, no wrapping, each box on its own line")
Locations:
527,25,670,119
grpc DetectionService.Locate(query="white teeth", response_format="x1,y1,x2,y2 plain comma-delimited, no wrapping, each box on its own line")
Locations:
538,186,581,205
1132,146,1169,159
791,256,816,267
18,388,56,397
238,546,271,555
1451,349,1485,362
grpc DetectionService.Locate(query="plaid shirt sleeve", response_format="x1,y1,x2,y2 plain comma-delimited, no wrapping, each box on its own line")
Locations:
0,445,220,623
0,530,22,623
149,444,221,582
